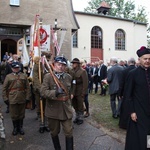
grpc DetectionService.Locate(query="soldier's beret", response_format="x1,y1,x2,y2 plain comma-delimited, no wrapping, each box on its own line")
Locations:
71,58,80,64
54,56,67,65
136,46,150,57
11,61,20,68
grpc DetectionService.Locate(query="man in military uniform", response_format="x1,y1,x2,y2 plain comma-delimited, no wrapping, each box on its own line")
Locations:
40,56,74,150
71,58,88,125
2,61,30,136
32,56,42,120
32,55,50,133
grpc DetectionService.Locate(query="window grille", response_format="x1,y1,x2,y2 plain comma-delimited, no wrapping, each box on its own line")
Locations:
115,29,125,50
91,26,102,49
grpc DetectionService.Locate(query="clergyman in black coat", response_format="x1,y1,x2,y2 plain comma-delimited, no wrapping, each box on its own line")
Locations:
125,46,150,150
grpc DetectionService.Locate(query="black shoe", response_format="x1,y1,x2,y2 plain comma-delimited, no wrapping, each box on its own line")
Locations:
84,112,90,118
12,128,18,136
77,120,83,125
39,127,45,133
5,108,9,113
73,118,78,124
112,114,118,119
44,127,50,132
19,127,25,135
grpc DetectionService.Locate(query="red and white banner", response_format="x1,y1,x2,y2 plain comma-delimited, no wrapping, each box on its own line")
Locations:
30,24,51,54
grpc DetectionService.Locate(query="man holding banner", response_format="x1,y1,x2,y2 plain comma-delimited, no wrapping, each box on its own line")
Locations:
40,56,74,150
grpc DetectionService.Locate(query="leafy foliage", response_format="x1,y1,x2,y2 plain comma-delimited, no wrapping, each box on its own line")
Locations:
84,0,148,23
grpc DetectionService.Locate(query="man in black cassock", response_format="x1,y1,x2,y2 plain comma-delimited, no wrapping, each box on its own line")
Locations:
125,46,150,150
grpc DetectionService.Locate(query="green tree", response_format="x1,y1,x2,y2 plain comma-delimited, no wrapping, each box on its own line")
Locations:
84,0,148,23
132,6,148,23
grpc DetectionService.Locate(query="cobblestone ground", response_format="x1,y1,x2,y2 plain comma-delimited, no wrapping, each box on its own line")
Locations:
0,84,125,150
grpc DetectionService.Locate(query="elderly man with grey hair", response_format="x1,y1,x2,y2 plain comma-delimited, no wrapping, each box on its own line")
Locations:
107,57,124,118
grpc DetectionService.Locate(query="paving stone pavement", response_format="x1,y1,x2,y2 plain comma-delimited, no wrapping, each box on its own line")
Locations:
0,84,125,150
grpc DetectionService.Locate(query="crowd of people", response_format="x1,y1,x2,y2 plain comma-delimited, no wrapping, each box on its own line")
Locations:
0,46,150,150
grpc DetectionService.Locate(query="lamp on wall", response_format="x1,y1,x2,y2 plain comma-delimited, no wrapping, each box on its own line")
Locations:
23,28,30,35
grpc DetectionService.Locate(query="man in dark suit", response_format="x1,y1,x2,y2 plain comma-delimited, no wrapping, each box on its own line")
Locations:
88,62,94,93
98,60,107,96
107,57,124,118
119,58,136,129
91,62,99,94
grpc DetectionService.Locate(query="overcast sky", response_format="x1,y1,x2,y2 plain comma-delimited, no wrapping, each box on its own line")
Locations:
72,0,150,23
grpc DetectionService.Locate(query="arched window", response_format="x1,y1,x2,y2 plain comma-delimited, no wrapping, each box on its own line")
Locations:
91,26,102,48
115,29,125,50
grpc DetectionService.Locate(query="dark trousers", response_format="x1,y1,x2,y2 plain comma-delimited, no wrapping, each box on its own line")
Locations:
100,82,106,95
88,79,93,93
94,82,98,94
84,94,89,113
30,84,36,109
33,90,40,113
110,93,122,116
9,103,26,121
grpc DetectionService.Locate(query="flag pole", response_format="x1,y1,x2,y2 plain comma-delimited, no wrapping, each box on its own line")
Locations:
38,17,45,133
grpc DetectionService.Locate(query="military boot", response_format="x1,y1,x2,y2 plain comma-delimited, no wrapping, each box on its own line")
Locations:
12,120,18,136
44,126,50,132
18,119,25,135
73,112,79,123
77,111,84,125
66,136,74,150
44,117,50,132
51,135,61,150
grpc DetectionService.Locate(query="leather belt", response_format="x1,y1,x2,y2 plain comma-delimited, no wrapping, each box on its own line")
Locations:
57,95,69,101
9,88,25,92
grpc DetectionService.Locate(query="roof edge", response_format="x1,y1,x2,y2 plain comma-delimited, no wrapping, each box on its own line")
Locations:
74,11,147,26
70,0,80,29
